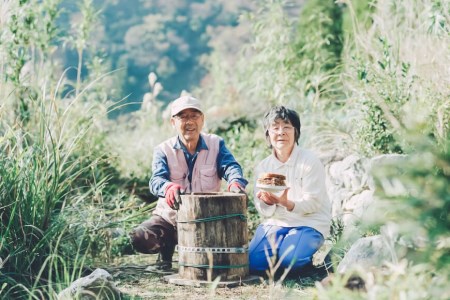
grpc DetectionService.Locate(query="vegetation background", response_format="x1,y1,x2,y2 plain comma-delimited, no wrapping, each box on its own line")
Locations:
0,0,448,298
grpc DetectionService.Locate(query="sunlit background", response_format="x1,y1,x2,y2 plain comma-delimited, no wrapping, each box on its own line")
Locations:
0,0,448,298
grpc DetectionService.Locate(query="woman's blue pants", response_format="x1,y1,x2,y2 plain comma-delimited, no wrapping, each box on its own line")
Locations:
248,225,324,273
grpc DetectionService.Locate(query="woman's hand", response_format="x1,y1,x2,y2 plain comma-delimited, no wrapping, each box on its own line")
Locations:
256,188,294,211
256,190,276,205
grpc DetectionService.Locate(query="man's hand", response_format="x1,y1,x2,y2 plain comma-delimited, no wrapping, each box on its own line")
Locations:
165,183,183,210
228,182,245,194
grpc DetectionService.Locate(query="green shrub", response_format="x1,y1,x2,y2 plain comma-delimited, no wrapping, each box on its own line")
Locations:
344,0,450,155
292,0,344,96
370,137,450,269
216,121,267,235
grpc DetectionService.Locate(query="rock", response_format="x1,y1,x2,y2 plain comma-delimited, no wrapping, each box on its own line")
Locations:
342,189,375,228
326,153,373,233
319,150,344,166
337,235,393,274
312,240,333,267
368,154,408,191
328,160,344,184
58,268,121,300
329,155,363,185
370,154,407,166
325,178,348,216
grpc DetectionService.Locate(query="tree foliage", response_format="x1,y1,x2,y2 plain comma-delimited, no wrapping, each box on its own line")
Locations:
1,0,449,298
58,0,255,112
292,0,344,95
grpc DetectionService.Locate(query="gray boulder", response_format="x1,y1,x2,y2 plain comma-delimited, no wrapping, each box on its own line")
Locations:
58,268,120,300
337,235,393,274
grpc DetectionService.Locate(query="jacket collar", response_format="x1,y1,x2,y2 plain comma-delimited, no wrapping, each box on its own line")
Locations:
174,133,209,152
271,144,299,168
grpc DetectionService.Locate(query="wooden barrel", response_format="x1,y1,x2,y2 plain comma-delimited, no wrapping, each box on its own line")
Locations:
177,192,248,281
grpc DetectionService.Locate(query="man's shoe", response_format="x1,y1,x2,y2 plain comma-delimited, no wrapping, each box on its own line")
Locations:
145,261,174,275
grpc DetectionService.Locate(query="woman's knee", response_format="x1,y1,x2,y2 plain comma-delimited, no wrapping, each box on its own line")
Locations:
279,253,312,270
249,252,270,272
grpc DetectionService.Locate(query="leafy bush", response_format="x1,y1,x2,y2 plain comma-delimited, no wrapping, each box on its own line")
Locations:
371,137,450,269
215,120,267,235
314,1,450,298
344,0,450,155
292,0,344,98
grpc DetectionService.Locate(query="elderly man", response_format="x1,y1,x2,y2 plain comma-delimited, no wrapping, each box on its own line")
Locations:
130,95,248,272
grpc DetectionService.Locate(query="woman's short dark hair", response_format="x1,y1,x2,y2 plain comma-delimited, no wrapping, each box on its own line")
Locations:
263,106,301,147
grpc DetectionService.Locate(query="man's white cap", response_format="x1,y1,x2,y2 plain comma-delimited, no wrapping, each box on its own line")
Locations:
170,95,203,116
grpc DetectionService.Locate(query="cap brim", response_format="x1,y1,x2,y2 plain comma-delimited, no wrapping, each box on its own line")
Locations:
171,105,203,116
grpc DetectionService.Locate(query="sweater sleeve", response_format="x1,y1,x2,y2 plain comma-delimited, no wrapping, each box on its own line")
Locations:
291,155,326,215
149,146,172,198
217,139,248,188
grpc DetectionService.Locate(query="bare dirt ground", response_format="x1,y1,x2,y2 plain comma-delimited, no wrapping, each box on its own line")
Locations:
97,255,325,300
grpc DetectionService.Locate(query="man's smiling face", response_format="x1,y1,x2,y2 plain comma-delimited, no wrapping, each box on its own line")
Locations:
171,108,204,144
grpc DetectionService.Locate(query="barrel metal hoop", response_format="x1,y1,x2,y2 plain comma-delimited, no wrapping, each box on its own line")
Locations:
177,213,247,224
178,263,248,269
177,245,248,254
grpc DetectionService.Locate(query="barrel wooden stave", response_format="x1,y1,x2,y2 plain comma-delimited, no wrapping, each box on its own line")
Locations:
177,193,248,281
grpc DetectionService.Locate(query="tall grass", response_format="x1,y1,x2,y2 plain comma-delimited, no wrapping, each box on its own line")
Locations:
0,88,102,297
0,73,153,298
343,0,450,155
0,1,148,298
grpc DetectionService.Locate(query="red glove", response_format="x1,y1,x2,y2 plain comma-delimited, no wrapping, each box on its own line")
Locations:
165,183,183,209
228,182,245,193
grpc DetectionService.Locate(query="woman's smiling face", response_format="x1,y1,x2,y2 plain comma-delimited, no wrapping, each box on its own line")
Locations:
268,118,295,152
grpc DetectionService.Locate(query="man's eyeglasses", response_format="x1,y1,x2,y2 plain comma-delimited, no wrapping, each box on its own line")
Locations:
174,112,202,122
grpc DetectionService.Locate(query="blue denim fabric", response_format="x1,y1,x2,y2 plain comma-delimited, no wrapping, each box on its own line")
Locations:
249,225,324,273
149,135,248,197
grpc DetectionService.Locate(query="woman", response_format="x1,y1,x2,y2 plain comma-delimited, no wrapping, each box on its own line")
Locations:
249,106,331,276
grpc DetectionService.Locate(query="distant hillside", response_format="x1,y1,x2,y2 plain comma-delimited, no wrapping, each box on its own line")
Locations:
58,0,256,113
